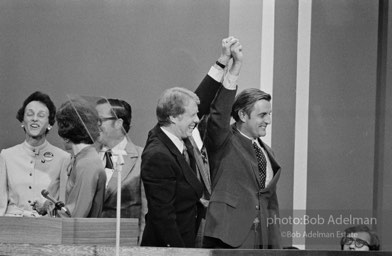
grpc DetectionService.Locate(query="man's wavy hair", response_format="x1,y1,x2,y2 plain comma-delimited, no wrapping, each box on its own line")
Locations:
156,87,200,127
231,88,271,122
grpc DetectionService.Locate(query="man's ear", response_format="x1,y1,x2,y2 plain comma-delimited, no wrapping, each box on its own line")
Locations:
238,110,247,123
115,118,124,129
169,116,177,125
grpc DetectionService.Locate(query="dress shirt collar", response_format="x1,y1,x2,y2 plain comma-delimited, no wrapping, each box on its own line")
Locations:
160,126,184,153
102,137,127,153
236,126,262,148
191,127,203,151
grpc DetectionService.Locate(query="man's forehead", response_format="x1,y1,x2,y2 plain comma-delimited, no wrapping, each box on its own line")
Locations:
97,102,114,113
252,99,271,111
184,99,198,108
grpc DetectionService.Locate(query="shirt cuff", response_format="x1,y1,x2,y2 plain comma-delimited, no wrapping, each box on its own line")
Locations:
208,66,224,83
222,71,238,90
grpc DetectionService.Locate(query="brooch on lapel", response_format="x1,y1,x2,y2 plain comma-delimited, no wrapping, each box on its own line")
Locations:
41,152,54,163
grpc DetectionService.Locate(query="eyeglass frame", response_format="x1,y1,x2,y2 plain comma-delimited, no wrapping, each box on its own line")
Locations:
343,236,370,249
98,116,118,127
100,116,118,122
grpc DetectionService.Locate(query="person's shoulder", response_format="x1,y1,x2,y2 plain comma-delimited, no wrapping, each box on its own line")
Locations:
1,143,23,156
76,149,104,173
143,136,167,155
80,146,101,161
142,140,173,167
45,142,71,158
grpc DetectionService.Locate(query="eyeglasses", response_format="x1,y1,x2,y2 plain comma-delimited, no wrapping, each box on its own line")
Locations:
343,237,370,249
100,116,117,122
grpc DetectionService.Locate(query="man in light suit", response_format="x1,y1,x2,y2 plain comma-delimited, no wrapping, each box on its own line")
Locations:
141,37,240,248
203,41,282,249
95,98,147,243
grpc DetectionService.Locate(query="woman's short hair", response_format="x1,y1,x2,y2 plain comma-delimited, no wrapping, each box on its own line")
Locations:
231,88,271,122
16,91,57,129
340,225,380,251
56,98,100,144
156,87,200,126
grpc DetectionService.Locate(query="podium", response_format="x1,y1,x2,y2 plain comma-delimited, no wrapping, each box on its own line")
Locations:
0,217,138,245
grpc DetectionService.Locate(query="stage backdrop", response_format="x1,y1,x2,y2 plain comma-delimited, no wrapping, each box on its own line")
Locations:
1,0,391,251
0,0,229,149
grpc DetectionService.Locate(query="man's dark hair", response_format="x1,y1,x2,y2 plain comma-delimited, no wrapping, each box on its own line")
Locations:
340,225,380,251
231,88,271,122
96,98,132,133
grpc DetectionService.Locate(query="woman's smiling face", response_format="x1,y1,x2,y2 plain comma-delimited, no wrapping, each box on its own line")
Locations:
22,101,50,138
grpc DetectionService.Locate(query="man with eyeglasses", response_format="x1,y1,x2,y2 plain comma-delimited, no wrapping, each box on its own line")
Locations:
340,225,380,251
95,98,147,245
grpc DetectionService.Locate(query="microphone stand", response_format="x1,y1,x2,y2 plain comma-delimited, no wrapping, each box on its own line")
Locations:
113,151,125,256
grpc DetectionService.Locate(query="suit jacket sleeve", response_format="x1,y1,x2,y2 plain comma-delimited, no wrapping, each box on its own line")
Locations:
194,75,221,118
141,150,185,247
206,86,237,152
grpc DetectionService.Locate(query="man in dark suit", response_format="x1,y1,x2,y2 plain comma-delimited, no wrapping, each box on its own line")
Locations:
203,41,282,249
141,37,241,248
95,98,147,243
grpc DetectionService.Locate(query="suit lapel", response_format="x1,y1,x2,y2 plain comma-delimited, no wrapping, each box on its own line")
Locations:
257,138,281,189
232,128,262,189
257,138,281,175
155,126,203,197
105,140,139,201
189,136,211,196
232,125,282,190
121,142,138,182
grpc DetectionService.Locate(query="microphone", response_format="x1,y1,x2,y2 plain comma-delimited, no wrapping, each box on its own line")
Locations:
41,189,71,217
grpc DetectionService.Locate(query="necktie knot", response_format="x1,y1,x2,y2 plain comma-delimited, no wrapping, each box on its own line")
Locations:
253,142,267,189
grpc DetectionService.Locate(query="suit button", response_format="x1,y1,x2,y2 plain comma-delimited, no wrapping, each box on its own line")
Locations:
166,244,171,247
29,186,32,189
256,205,259,210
